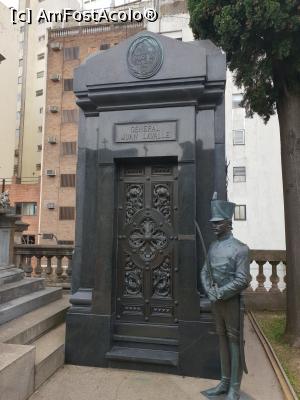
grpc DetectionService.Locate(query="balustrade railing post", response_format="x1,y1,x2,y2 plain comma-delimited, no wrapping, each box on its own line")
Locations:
255,261,267,292
24,256,33,277
269,261,280,293
56,256,63,281
283,264,287,294
246,258,254,292
35,256,42,278
19,254,26,272
65,255,72,283
46,256,53,278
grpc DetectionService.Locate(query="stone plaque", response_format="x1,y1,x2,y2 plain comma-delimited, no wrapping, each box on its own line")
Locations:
115,121,177,143
127,36,163,79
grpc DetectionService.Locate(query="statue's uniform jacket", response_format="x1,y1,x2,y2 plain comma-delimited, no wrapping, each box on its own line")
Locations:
201,233,251,340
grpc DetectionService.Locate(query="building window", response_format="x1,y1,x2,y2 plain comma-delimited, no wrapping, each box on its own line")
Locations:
60,174,76,187
100,43,110,50
18,76,22,84
38,125,43,132
232,93,243,109
15,202,37,216
36,163,41,171
59,207,75,220
19,41,24,49
234,205,247,221
22,235,36,244
37,71,44,78
233,129,245,145
39,107,43,114
62,109,78,123
233,167,246,182
63,47,79,61
36,89,43,96
37,144,42,152
37,53,45,60
64,78,73,91
62,141,77,155
16,128,20,137
19,58,23,67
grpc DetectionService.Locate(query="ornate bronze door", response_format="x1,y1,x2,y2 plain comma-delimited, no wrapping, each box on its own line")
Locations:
116,163,178,324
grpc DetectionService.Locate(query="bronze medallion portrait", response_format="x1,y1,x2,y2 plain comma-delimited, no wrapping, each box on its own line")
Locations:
127,35,163,79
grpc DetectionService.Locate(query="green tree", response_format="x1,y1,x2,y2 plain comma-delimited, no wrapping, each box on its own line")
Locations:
188,0,300,346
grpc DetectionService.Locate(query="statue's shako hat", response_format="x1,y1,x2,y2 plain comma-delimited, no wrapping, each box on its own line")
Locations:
209,192,236,222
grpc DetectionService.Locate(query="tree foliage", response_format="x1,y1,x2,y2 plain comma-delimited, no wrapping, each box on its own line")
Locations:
188,0,300,122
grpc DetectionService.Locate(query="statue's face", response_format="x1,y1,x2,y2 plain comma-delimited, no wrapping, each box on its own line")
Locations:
211,220,231,238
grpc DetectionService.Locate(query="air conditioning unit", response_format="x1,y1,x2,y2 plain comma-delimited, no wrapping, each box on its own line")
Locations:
50,74,61,82
49,106,59,113
46,169,56,177
48,136,57,144
50,42,62,51
47,202,55,209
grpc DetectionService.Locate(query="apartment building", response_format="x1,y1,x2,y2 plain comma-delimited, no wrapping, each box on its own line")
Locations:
39,21,144,244
0,0,81,244
16,0,80,180
0,2,39,243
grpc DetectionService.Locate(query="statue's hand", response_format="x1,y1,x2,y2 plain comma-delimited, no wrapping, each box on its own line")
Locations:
207,287,219,302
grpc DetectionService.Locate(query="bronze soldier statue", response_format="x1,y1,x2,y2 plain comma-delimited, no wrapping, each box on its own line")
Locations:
201,194,251,400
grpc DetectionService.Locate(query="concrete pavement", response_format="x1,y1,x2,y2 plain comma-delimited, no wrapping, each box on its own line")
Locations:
29,316,285,400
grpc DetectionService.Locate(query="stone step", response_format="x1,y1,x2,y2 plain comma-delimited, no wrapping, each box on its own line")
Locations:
105,346,179,367
114,322,179,340
0,267,24,285
113,334,179,346
34,323,66,389
0,287,62,326
0,278,45,304
0,342,35,400
113,334,178,351
0,296,69,345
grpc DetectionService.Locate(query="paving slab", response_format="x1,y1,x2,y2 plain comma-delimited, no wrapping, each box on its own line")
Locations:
29,316,285,400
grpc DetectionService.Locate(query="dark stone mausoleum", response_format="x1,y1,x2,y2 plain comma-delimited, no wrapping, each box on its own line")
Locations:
65,31,226,378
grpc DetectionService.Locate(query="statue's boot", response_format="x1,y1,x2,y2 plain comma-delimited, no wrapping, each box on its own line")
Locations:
202,335,230,396
226,341,242,400
203,378,230,397
226,386,240,400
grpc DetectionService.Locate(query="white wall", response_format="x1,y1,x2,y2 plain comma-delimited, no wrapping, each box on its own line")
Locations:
0,2,18,179
225,71,286,249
